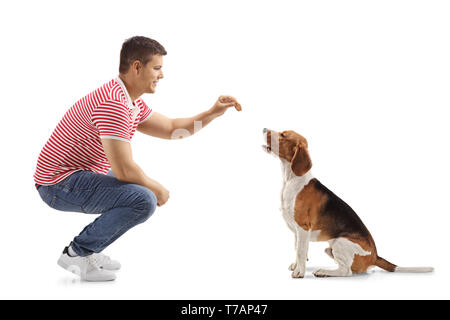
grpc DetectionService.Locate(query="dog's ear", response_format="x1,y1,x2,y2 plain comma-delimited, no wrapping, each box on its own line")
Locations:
291,142,312,176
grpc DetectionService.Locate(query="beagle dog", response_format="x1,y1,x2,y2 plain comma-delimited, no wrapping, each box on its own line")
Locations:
262,128,433,278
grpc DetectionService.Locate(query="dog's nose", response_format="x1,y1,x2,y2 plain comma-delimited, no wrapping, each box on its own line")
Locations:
263,128,268,134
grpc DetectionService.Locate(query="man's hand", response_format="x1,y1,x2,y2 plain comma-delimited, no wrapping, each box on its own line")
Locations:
210,95,240,117
154,183,170,206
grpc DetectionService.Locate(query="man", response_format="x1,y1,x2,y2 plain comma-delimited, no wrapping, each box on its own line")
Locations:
34,36,240,282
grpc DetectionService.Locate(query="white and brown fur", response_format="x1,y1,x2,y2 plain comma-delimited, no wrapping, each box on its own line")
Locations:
263,128,433,278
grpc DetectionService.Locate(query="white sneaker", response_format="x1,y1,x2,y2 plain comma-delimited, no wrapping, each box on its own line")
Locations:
57,248,116,282
94,253,121,271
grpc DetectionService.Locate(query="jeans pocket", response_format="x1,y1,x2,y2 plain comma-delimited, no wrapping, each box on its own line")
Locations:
49,195,83,212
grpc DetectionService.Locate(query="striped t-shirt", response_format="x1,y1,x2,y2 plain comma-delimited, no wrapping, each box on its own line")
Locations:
34,77,152,186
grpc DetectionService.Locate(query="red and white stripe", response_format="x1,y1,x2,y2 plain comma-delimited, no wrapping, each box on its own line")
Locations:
34,78,152,186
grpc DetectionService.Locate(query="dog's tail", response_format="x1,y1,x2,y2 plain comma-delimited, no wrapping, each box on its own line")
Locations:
375,256,434,273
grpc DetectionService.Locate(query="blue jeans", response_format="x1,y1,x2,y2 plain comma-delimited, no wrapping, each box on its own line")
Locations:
36,170,157,256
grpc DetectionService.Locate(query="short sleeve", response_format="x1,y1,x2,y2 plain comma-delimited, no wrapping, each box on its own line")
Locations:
138,99,153,124
92,100,131,142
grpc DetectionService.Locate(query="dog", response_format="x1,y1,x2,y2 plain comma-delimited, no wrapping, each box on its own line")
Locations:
262,128,433,278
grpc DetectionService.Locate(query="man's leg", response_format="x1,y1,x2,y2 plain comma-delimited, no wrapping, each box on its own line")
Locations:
38,170,157,256
37,170,157,280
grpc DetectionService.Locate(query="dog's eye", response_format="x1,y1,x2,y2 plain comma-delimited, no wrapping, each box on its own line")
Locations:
280,133,286,138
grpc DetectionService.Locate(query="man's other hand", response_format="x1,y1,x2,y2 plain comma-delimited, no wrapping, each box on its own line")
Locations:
155,183,170,206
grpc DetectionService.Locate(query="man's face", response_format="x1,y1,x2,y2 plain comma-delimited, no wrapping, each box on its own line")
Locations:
139,54,164,94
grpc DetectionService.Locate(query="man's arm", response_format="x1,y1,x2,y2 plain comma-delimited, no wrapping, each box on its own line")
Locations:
137,96,238,139
136,112,174,139
101,138,169,206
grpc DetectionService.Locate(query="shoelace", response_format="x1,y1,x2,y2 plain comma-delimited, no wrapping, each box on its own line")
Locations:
94,253,111,264
87,255,102,270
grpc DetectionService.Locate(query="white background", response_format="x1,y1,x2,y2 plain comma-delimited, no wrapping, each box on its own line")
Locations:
0,0,448,299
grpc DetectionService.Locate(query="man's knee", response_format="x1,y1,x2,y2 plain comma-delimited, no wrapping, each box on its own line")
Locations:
132,187,157,223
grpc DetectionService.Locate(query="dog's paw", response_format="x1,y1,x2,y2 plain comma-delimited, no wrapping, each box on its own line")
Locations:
289,263,297,271
313,268,352,277
313,269,329,278
291,268,305,278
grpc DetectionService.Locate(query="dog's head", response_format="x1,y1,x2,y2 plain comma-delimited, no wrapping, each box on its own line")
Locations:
263,128,312,176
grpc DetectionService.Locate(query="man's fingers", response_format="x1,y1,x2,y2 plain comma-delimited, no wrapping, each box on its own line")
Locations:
219,95,237,103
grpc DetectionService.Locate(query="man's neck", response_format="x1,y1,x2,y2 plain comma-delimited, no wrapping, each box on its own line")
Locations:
118,74,142,102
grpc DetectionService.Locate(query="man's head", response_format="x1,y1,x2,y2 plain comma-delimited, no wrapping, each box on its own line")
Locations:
119,36,167,94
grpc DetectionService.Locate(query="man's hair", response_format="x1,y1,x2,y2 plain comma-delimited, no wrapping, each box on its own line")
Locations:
119,36,167,74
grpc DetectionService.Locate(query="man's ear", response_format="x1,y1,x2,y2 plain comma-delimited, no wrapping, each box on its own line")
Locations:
131,60,142,75
291,143,312,176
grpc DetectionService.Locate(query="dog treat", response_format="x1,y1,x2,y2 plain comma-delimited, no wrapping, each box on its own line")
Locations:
234,101,242,111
